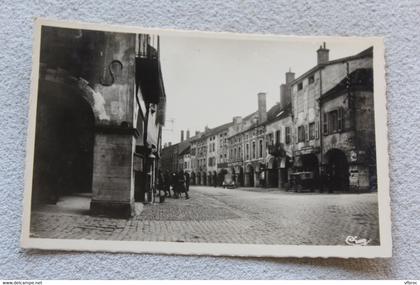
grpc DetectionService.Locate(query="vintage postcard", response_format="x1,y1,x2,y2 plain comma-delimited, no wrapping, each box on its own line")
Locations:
21,18,392,258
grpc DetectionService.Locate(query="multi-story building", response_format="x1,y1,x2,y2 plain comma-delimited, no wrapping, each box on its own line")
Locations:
160,43,375,193
179,146,192,174
319,47,375,191
33,28,166,217
194,130,208,185
203,123,232,186
290,43,374,192
264,71,295,189
227,92,269,187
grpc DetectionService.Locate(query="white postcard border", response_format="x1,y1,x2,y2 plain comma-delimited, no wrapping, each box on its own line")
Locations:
20,18,392,258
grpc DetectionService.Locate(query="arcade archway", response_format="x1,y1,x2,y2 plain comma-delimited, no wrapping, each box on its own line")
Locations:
326,149,349,191
245,164,255,187
267,157,278,187
33,78,95,204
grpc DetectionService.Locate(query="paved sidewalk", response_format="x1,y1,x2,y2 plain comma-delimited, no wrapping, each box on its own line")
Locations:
30,186,380,245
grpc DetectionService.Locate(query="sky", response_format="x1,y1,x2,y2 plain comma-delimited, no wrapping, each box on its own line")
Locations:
159,34,372,145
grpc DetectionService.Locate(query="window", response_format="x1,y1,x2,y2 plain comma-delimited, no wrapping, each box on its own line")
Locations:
297,82,303,90
252,141,256,159
329,110,338,133
275,130,281,144
238,146,241,159
234,148,237,160
338,108,343,131
246,143,249,160
308,75,314,84
323,113,328,135
298,126,305,142
309,122,315,140
259,139,263,158
325,108,344,135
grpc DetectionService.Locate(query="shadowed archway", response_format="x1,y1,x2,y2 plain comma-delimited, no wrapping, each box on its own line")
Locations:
32,77,95,204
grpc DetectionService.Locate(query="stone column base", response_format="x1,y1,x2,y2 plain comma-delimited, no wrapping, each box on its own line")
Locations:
90,200,134,219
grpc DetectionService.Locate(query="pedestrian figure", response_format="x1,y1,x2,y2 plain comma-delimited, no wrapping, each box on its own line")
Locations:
157,169,164,198
178,170,189,199
184,171,190,192
172,172,179,198
164,170,171,197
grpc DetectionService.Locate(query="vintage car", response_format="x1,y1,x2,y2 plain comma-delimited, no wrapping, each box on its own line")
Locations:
289,171,316,192
222,173,237,189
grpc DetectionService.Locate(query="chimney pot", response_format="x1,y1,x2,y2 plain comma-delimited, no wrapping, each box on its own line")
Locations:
181,130,184,142
186,129,190,140
317,42,329,65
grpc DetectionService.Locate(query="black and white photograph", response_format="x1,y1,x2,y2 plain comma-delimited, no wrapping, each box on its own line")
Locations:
21,19,391,258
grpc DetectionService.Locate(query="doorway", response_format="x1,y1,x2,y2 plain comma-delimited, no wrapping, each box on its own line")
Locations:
326,149,349,191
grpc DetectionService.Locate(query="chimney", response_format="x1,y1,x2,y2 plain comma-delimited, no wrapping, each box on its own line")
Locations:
257,92,267,123
285,68,295,85
280,69,294,109
233,116,242,125
204,126,210,132
280,84,287,109
186,129,190,140
168,142,172,146
317,42,329,65
195,131,200,136
164,142,167,148
181,130,184,142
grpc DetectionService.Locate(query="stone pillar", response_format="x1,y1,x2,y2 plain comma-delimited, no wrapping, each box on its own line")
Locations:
278,167,285,190
255,172,259,187
90,131,136,218
244,172,250,187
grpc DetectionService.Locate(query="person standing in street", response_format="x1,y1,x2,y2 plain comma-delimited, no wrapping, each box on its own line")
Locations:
184,171,190,192
178,170,189,199
164,170,171,197
172,171,179,198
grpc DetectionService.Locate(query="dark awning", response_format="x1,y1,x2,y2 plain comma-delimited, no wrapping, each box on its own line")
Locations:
135,56,164,105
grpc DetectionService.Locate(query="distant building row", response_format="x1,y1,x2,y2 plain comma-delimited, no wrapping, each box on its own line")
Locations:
160,43,376,192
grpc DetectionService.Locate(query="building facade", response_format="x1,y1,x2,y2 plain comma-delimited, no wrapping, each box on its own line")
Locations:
33,28,166,218
159,44,376,193
290,43,374,192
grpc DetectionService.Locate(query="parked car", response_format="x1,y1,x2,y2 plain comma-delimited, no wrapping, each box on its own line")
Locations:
223,173,236,189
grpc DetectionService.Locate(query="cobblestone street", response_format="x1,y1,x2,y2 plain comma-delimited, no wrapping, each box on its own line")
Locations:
30,186,380,245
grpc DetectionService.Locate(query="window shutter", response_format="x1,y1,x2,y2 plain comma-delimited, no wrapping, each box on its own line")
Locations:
323,113,328,135
305,124,309,141
338,108,343,132
315,121,319,139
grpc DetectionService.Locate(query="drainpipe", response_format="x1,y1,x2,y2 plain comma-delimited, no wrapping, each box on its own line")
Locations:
143,103,151,202
319,68,324,191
